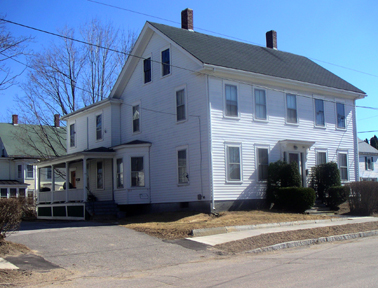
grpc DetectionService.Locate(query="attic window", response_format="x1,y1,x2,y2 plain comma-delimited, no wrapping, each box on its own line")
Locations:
144,57,151,83
161,49,170,76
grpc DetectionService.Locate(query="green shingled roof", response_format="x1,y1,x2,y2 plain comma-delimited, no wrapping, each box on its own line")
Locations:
149,22,365,94
0,123,66,159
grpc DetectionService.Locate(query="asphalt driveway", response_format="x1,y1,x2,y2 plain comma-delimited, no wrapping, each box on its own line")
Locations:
8,221,214,278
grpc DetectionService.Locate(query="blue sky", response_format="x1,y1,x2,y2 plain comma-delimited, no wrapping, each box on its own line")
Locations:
1,0,378,140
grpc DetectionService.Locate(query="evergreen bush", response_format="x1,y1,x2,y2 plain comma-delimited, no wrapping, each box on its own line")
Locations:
275,187,316,213
327,186,348,210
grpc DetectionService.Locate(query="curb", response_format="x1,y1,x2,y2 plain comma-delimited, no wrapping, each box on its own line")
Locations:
246,230,378,254
192,217,350,237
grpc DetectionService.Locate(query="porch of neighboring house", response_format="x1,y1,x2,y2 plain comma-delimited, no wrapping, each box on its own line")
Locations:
0,180,31,203
35,148,117,220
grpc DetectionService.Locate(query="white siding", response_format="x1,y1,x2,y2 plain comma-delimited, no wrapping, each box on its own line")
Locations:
209,77,357,201
359,154,378,180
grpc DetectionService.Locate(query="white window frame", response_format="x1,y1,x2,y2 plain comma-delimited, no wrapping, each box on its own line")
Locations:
338,152,348,181
143,54,152,84
223,81,239,119
365,156,374,171
225,143,242,183
254,88,268,121
1,188,8,199
69,122,76,148
130,156,145,187
286,93,298,124
96,161,104,190
17,164,22,179
95,113,103,141
46,167,52,180
116,158,124,189
175,85,187,123
26,164,34,179
336,102,346,129
177,145,189,185
314,98,326,128
161,46,171,77
315,149,328,165
255,145,269,182
132,101,141,134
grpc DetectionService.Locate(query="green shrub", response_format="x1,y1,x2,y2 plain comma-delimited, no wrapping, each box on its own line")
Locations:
310,162,341,201
327,186,349,210
0,199,23,241
347,182,378,215
275,187,316,213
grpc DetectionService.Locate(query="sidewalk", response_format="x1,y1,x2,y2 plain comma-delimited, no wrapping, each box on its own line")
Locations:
188,216,378,246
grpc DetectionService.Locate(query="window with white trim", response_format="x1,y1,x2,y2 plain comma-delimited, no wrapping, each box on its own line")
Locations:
286,94,297,123
116,158,124,188
97,161,103,189
225,84,238,117
317,152,327,165
143,57,151,83
17,165,22,178
226,145,241,182
1,188,7,198
315,99,325,127
70,123,75,147
161,48,170,76
254,89,267,120
338,153,348,181
176,89,186,122
177,148,189,184
26,165,34,179
96,114,102,140
365,156,374,170
132,104,140,133
336,103,345,129
47,167,52,180
257,148,269,181
131,157,144,187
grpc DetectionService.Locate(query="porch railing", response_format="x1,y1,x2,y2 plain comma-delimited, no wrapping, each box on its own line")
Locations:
37,189,85,204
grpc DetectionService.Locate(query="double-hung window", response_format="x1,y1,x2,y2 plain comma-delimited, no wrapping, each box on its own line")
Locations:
315,99,325,127
338,153,348,181
26,165,34,179
70,123,75,147
317,152,327,165
116,158,124,188
1,188,7,198
226,145,241,182
97,161,103,189
286,94,297,123
143,57,151,83
131,157,144,187
255,89,267,120
365,157,374,170
47,167,52,180
257,148,269,181
96,114,102,140
177,148,189,184
225,84,238,117
336,103,345,129
161,49,170,76
176,89,186,122
132,105,140,133
17,165,22,178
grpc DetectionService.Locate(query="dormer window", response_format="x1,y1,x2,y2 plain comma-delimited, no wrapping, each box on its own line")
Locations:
161,49,170,76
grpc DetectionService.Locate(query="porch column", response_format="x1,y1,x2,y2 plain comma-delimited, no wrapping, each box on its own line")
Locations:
65,161,69,202
52,165,55,192
83,158,87,202
36,167,40,203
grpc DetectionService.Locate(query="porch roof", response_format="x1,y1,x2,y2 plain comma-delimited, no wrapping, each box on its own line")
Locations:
0,180,29,187
279,139,316,149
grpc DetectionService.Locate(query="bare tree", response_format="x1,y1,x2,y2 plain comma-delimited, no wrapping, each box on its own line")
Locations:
15,18,136,158
0,17,31,90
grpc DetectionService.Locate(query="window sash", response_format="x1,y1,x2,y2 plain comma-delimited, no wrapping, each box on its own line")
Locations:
338,153,348,180
176,89,186,121
257,148,268,181
143,57,151,83
1,188,7,198
337,103,345,128
116,158,123,188
70,124,75,147
365,157,374,170
17,165,22,178
315,99,325,126
227,146,241,181
178,149,188,184
97,162,103,189
317,152,327,165
161,49,170,76
225,84,238,117
255,89,267,120
131,157,144,187
26,165,33,178
96,115,102,140
133,105,140,132
286,94,297,123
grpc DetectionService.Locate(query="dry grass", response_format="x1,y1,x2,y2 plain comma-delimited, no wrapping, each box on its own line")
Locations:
120,210,336,240
0,240,31,257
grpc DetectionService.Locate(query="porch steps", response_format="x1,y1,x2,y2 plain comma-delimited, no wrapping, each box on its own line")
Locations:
305,203,336,215
85,201,119,217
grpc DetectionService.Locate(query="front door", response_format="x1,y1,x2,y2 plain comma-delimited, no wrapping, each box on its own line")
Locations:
288,152,305,187
70,171,76,188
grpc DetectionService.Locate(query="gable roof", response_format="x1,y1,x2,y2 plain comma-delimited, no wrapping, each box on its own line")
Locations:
358,138,378,155
149,22,365,95
0,123,66,159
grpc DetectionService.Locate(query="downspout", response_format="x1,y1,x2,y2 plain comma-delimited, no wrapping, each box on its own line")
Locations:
206,74,215,211
353,99,359,182
149,146,151,204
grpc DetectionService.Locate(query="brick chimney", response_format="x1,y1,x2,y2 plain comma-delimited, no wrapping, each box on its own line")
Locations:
181,8,193,31
12,114,18,125
266,30,277,49
54,114,60,128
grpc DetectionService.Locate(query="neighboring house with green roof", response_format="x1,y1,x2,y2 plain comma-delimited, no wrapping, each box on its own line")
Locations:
358,138,378,181
35,8,366,219
0,114,66,202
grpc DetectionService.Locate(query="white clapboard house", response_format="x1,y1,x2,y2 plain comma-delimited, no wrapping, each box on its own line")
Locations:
358,138,378,182
35,9,366,219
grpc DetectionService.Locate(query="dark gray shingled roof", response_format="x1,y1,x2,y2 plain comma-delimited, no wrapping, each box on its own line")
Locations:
358,138,378,155
149,22,365,94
